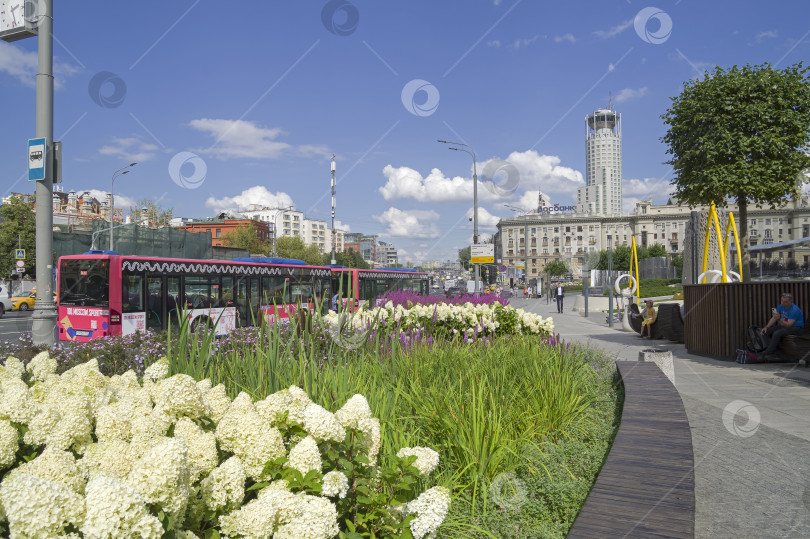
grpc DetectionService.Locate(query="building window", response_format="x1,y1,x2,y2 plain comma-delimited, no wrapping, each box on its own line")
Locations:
765,218,771,225
751,219,757,226
216,229,221,238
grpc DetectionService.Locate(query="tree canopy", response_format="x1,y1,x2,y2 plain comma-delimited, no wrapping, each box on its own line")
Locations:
275,236,323,266
544,259,568,277
0,195,36,278
221,221,270,255
458,246,471,271
661,62,810,281
321,249,370,269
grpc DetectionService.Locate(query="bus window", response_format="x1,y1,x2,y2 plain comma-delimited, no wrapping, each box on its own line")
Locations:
361,279,375,301
59,259,110,307
291,278,314,304
185,276,218,309
249,278,260,323
262,276,287,304
146,276,163,330
235,277,248,327
122,273,144,313
221,276,234,307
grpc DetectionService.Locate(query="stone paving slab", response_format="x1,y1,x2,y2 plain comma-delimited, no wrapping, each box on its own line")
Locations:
509,297,810,538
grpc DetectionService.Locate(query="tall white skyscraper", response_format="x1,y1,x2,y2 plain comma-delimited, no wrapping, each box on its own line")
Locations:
576,103,623,215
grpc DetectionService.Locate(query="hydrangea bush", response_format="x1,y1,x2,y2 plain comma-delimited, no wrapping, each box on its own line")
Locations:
0,353,450,538
325,301,553,343
375,290,508,308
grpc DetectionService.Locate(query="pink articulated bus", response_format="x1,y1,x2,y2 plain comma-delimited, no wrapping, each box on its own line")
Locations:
330,267,430,311
57,252,333,342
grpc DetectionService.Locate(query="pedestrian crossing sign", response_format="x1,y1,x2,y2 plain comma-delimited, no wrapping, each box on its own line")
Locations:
15,249,25,259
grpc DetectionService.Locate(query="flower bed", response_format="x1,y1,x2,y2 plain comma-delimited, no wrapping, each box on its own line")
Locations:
0,354,449,538
375,290,508,308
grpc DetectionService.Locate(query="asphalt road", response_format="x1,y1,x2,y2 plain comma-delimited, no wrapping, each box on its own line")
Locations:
0,310,32,342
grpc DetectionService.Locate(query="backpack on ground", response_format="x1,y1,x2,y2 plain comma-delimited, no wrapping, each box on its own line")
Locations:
747,326,767,352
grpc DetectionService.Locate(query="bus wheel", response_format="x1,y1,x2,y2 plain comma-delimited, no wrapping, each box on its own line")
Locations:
190,316,212,334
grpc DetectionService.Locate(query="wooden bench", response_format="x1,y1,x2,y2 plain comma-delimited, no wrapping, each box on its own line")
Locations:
568,361,695,538
629,303,683,343
778,327,810,363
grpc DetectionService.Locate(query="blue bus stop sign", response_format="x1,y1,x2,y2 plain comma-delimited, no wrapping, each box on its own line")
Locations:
28,137,46,181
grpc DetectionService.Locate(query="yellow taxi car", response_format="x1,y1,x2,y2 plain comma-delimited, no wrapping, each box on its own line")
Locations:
10,289,57,311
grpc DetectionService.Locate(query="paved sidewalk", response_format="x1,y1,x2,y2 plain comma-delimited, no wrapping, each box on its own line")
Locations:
510,298,810,538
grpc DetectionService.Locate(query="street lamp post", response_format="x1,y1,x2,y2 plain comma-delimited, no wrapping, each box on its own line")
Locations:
438,140,480,294
607,234,614,328
110,163,137,251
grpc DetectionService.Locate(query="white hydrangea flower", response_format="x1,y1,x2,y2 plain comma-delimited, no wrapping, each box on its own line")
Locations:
0,356,24,382
302,403,346,443
81,475,163,539
9,447,85,494
26,351,57,382
274,494,339,539
215,392,256,452
235,424,286,482
0,377,36,424
397,446,440,477
95,399,136,442
321,470,349,499
59,360,111,413
46,395,94,452
203,383,231,423
173,417,218,483
127,437,191,521
357,417,381,463
175,531,199,539
0,419,18,469
79,439,134,480
218,488,300,538
143,356,169,382
196,378,212,393
0,473,84,538
23,404,60,446
200,456,246,513
406,486,451,539
154,374,208,420
255,385,312,426
334,394,372,430
286,435,322,475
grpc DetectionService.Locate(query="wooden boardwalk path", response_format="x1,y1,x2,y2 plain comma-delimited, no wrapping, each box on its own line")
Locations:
568,361,695,538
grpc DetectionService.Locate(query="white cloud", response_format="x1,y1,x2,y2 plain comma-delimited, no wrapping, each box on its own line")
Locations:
205,186,295,215
512,35,542,49
79,189,137,211
554,33,576,44
374,207,440,239
98,137,160,162
622,177,675,212
593,19,633,39
189,119,331,160
465,207,501,229
754,30,778,43
614,86,648,103
333,219,351,233
487,40,501,49
0,42,79,88
380,150,583,204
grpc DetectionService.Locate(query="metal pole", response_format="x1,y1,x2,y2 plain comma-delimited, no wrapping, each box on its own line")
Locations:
690,210,698,284
608,235,614,328
524,217,528,288
31,0,55,346
330,155,336,265
473,154,480,294
583,253,589,317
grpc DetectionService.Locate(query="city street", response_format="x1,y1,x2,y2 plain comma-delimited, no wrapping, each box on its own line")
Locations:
0,311,32,342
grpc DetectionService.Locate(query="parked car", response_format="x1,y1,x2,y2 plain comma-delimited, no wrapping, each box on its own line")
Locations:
0,296,10,316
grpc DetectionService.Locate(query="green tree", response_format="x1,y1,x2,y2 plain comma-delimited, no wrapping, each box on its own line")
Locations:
222,221,271,255
136,198,173,227
458,246,471,271
321,249,370,269
646,243,668,258
544,259,568,277
661,62,810,281
671,253,684,278
275,236,323,266
0,195,36,277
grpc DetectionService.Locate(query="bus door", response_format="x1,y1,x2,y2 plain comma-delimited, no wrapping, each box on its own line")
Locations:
260,275,290,324
146,275,164,331
235,276,248,327
121,271,146,335
248,277,261,325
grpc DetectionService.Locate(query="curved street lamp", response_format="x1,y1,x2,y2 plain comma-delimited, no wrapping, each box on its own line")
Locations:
438,139,480,293
110,162,137,251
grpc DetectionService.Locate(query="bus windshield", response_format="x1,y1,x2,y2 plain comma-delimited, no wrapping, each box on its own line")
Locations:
59,259,110,307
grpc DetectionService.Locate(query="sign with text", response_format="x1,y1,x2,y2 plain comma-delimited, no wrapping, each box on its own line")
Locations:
470,244,494,264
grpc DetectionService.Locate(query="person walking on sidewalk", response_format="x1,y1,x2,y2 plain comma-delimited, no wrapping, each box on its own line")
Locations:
758,292,804,361
555,284,565,313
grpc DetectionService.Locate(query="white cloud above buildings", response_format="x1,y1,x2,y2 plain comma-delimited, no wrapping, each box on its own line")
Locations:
0,42,79,88
374,207,440,239
98,137,160,163
614,87,648,103
380,150,583,205
554,33,576,44
189,119,331,160
79,189,137,211
204,186,295,215
593,19,633,39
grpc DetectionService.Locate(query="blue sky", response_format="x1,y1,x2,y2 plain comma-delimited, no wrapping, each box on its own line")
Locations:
1,1,808,264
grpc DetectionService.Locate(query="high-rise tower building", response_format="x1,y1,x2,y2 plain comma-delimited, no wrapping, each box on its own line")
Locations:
576,102,622,215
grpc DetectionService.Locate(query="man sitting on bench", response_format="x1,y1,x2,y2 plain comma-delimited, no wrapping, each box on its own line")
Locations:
758,292,804,361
